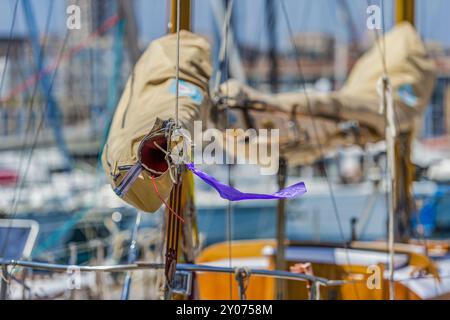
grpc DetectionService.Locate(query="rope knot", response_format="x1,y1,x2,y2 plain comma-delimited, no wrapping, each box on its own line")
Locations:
234,267,251,300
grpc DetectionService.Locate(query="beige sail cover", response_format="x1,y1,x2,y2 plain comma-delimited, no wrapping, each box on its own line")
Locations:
221,22,436,165
102,31,212,212
103,23,434,213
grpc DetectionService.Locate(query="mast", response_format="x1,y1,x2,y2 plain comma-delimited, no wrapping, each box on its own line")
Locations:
396,0,415,25
21,0,73,170
210,0,247,84
163,0,193,301
393,0,415,243
267,0,285,299
170,0,191,33
275,158,288,300
266,0,278,93
385,0,415,301
117,0,141,65
334,0,356,89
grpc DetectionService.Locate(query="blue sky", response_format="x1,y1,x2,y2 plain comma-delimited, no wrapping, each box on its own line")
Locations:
0,0,449,49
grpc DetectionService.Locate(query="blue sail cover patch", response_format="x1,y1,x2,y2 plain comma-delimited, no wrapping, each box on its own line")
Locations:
398,83,418,108
170,79,203,104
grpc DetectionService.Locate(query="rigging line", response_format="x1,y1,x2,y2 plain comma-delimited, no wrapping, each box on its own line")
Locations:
0,0,19,102
224,0,234,301
266,0,278,92
208,0,235,299
212,0,235,300
0,30,70,259
174,180,183,255
151,176,185,223
30,16,124,259
383,0,406,138
0,0,57,259
380,0,387,76
366,0,387,75
354,0,389,242
15,56,33,99
121,210,142,300
366,0,391,240
213,0,235,95
1,14,119,104
253,0,267,88
279,0,360,299
12,0,56,194
366,0,398,299
226,166,233,301
30,23,124,260
376,0,437,299
380,0,397,301
175,0,181,126
366,0,404,130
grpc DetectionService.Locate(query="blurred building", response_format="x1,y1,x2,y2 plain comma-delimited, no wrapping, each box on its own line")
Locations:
1,9,450,154
240,32,450,143
0,1,127,150
0,36,29,105
0,35,34,137
446,86,450,134
422,43,450,138
291,33,335,61
241,32,362,92
65,0,119,122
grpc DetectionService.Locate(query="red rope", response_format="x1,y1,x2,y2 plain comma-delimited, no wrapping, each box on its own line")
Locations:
151,175,185,223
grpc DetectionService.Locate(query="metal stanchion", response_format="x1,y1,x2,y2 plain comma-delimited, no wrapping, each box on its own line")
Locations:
1,264,9,300
309,281,321,300
235,268,250,300
275,157,288,300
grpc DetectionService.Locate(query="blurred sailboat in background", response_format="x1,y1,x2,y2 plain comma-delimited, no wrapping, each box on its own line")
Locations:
1,0,450,300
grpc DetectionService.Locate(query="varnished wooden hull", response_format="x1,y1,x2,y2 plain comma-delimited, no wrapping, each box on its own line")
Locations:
195,240,450,300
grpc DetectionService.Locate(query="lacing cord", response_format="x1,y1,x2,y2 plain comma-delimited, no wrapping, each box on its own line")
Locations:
234,267,251,300
153,141,178,185
151,175,185,223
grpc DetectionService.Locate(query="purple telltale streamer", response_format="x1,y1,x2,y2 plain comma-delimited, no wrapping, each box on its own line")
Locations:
186,163,307,201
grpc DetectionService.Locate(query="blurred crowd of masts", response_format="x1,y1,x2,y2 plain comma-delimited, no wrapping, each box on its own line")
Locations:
0,0,449,146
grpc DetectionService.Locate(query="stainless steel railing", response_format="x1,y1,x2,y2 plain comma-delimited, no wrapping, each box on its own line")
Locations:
0,259,348,300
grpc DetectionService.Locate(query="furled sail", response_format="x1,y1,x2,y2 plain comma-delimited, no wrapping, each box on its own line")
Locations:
102,31,212,212
219,22,436,165
102,23,435,213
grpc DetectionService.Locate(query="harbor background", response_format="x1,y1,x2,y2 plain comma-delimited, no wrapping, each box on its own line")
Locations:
1,0,450,300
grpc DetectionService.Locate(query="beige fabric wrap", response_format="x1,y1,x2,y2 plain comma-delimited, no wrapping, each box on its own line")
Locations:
221,22,435,165
103,23,435,212
102,31,212,213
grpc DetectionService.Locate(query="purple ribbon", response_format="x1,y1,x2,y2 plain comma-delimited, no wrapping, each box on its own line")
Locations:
186,163,307,201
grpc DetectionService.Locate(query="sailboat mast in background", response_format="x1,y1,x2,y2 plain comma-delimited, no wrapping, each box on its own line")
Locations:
385,0,416,300
170,0,191,33
393,0,416,245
